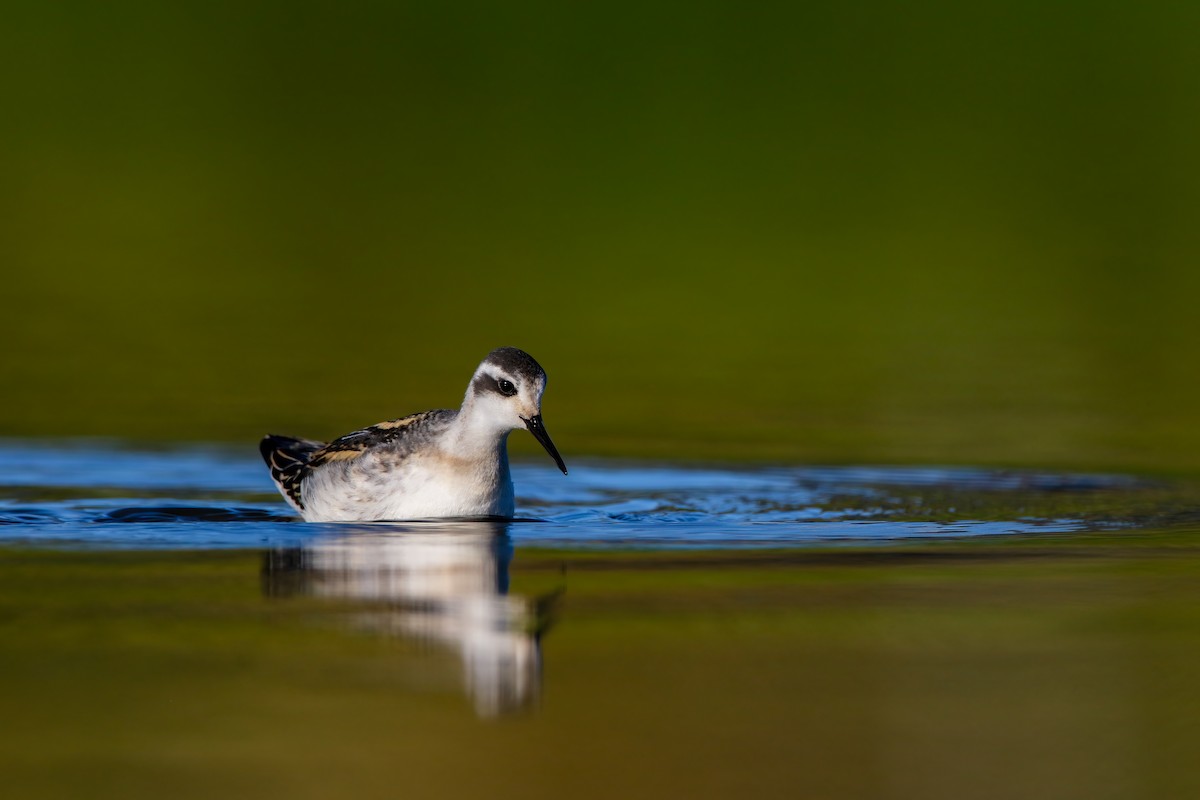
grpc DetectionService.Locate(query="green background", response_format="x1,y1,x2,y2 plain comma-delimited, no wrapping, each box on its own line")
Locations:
5,2,1199,472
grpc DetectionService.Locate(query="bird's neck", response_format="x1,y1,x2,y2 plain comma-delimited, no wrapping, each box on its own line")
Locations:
440,401,512,461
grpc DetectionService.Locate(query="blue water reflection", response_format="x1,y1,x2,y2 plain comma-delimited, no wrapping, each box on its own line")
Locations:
0,439,1188,549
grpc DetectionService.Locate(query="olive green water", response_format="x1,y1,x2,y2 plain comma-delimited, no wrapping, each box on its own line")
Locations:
4,3,1200,798
3,534,1200,800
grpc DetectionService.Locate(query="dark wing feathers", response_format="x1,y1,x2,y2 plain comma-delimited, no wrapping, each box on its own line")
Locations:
259,435,325,511
307,410,448,466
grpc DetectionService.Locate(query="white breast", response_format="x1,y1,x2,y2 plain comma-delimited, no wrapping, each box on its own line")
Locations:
300,450,515,522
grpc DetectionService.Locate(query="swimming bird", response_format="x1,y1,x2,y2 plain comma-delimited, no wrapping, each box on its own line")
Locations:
259,347,567,522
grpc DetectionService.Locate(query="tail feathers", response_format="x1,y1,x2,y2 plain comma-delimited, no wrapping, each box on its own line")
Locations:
260,435,326,513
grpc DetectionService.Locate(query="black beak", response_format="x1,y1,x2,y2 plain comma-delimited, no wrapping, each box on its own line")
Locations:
522,415,568,475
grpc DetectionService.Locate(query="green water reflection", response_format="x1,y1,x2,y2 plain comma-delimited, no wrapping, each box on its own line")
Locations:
3,531,1199,800
3,2,1200,472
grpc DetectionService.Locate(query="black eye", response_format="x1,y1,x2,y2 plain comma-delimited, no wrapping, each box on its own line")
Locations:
497,378,517,396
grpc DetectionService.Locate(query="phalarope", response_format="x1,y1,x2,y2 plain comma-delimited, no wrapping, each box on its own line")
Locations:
259,347,567,522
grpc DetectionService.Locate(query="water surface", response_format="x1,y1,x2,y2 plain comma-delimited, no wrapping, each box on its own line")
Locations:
1,439,1195,549
2,440,1199,800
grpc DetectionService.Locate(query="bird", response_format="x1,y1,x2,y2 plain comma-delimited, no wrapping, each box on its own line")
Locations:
259,347,567,522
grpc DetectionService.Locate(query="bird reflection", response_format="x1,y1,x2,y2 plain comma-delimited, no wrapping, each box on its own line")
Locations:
262,521,556,717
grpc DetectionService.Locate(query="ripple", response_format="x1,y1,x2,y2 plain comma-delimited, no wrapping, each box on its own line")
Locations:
0,440,1194,549
98,506,292,524
0,509,62,525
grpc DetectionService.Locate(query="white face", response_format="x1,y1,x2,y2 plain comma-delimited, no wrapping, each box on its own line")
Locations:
467,365,546,432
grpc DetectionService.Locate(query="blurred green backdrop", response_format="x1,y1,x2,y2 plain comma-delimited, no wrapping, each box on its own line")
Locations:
3,2,1199,472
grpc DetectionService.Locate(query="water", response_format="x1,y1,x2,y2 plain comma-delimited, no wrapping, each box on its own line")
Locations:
2,440,1200,800
0,439,1192,549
